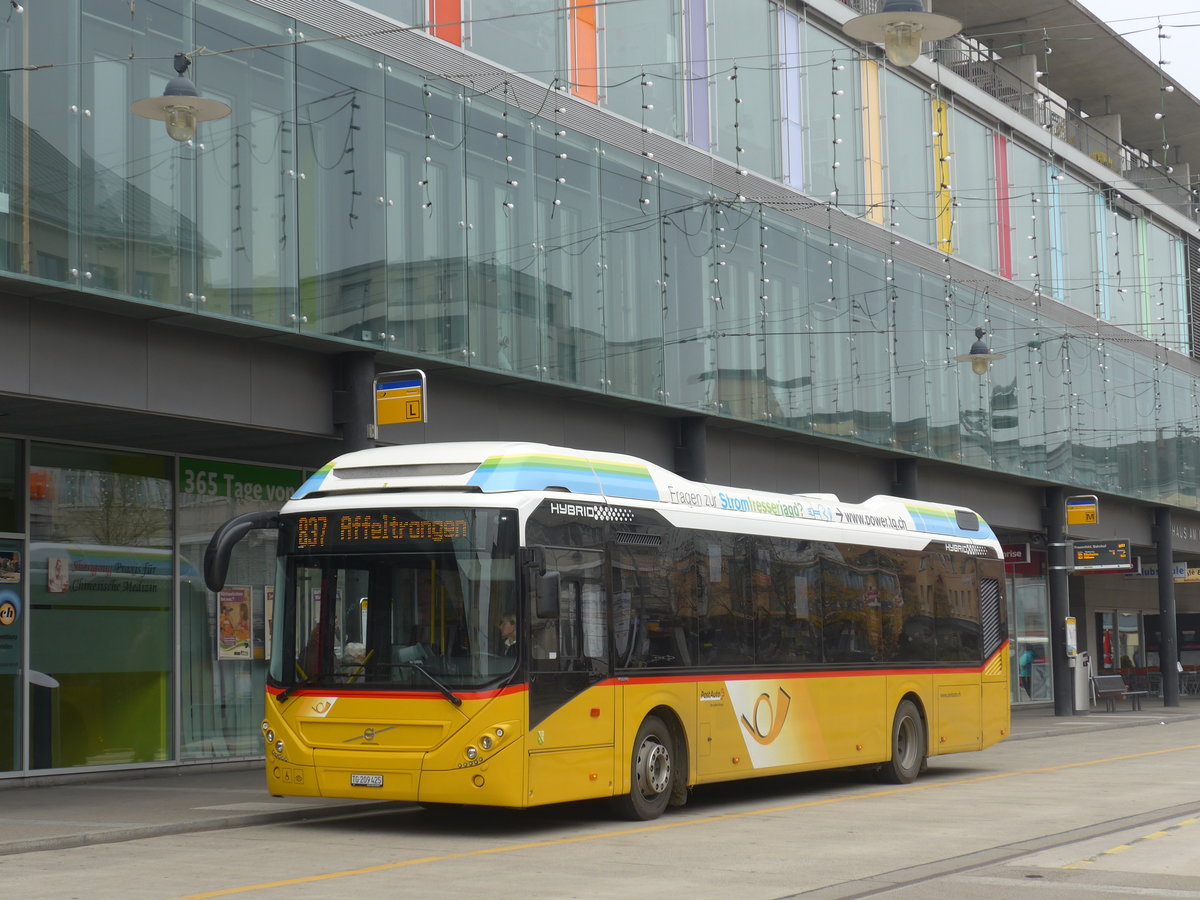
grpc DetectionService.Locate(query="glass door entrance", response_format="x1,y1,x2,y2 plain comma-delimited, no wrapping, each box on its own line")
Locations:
0,538,23,771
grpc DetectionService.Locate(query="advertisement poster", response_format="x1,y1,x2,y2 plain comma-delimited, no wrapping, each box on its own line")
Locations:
1,550,22,584
263,587,274,661
218,586,252,660
46,555,68,592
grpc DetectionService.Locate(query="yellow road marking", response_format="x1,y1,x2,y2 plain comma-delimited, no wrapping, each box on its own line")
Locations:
1063,812,1200,869
180,742,1200,899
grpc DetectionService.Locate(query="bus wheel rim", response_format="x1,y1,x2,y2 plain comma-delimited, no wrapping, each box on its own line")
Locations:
636,738,670,796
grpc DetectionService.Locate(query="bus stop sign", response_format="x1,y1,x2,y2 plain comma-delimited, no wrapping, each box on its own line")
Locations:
375,369,427,426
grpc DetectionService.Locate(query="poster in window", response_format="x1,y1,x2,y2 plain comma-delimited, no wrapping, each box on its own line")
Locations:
1,550,22,584
263,586,274,661
218,586,252,660
47,555,69,592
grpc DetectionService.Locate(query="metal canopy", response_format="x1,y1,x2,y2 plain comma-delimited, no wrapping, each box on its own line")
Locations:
932,0,1200,183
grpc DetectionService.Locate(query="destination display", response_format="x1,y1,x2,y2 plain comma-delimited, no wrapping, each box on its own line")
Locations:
284,509,473,552
1072,539,1135,573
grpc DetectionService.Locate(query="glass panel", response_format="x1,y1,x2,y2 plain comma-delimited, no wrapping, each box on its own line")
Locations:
1007,144,1045,294
891,259,929,453
294,36,386,343
661,168,715,411
602,0,680,139
1058,173,1097,314
761,208,810,429
28,444,172,768
2,1,80,284
464,89,540,375
713,203,766,420
385,68,466,359
753,538,820,664
802,23,863,214
537,126,602,389
178,459,301,760
197,0,298,326
599,144,663,400
97,7,196,304
711,0,776,178
1011,556,1049,700
881,75,931,244
0,538,22,771
848,242,891,447
949,111,993,272
466,1,563,86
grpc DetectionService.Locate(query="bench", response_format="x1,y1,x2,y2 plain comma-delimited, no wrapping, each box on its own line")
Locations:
1092,674,1148,712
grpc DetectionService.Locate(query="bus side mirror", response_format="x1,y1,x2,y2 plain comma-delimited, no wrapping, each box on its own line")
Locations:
537,572,560,619
204,510,280,592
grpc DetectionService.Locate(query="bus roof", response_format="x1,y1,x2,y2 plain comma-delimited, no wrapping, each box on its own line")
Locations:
288,442,997,546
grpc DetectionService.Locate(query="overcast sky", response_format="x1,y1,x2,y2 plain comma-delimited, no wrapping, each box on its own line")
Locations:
1079,1,1200,96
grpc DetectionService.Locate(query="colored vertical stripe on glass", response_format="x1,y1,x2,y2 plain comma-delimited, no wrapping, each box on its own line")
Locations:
570,0,598,103
861,60,884,224
932,99,952,254
993,134,1012,279
429,0,461,46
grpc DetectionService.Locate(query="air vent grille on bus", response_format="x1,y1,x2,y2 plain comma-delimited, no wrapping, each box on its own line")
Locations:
980,577,1003,659
615,532,663,547
333,463,478,479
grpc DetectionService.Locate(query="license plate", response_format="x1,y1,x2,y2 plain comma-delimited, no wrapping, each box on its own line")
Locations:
350,773,384,787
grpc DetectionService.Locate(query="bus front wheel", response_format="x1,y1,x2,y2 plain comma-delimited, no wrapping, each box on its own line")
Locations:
614,715,673,821
878,699,925,784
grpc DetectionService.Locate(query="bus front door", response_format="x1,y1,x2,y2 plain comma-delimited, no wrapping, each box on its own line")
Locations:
526,547,614,805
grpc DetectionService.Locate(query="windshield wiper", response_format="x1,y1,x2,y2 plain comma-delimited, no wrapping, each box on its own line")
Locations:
276,675,318,703
398,661,463,706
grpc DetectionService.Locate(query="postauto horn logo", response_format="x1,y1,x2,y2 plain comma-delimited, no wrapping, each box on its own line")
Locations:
739,687,792,745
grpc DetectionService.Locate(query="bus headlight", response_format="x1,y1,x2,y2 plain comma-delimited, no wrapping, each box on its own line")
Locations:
480,735,493,750
495,727,505,738
275,741,285,755
465,746,478,760
266,730,275,743
261,720,270,732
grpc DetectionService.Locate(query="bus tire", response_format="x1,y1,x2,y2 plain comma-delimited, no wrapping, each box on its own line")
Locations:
614,715,673,821
878,699,924,784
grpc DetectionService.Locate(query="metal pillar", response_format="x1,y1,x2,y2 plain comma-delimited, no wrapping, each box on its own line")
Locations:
1045,487,1074,717
674,416,708,482
1155,507,1181,707
335,351,377,453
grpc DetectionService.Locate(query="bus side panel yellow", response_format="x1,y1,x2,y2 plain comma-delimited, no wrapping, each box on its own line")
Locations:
526,683,616,806
931,677,982,753
981,644,1012,747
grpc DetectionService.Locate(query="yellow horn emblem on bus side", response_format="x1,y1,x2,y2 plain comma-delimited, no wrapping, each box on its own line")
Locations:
740,687,791,745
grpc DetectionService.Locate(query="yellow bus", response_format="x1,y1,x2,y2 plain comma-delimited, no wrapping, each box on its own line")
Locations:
205,442,1010,820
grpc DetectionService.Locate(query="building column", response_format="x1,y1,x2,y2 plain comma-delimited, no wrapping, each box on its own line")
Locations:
892,458,918,499
1154,507,1181,707
1045,487,1073,716
674,416,707,482
335,351,377,453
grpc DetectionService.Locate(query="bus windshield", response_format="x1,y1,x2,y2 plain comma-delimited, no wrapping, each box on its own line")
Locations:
270,508,519,693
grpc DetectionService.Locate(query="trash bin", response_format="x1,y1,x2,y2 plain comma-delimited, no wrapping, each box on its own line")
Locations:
1073,651,1091,714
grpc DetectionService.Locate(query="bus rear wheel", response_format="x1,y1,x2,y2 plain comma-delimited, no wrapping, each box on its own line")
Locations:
614,715,673,821
878,699,925,784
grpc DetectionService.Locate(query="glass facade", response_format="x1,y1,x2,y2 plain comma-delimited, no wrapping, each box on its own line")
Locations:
178,459,302,759
28,444,173,768
0,440,300,773
4,1,1195,510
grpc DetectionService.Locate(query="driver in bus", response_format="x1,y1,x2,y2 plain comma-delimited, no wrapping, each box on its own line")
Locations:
499,614,517,656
